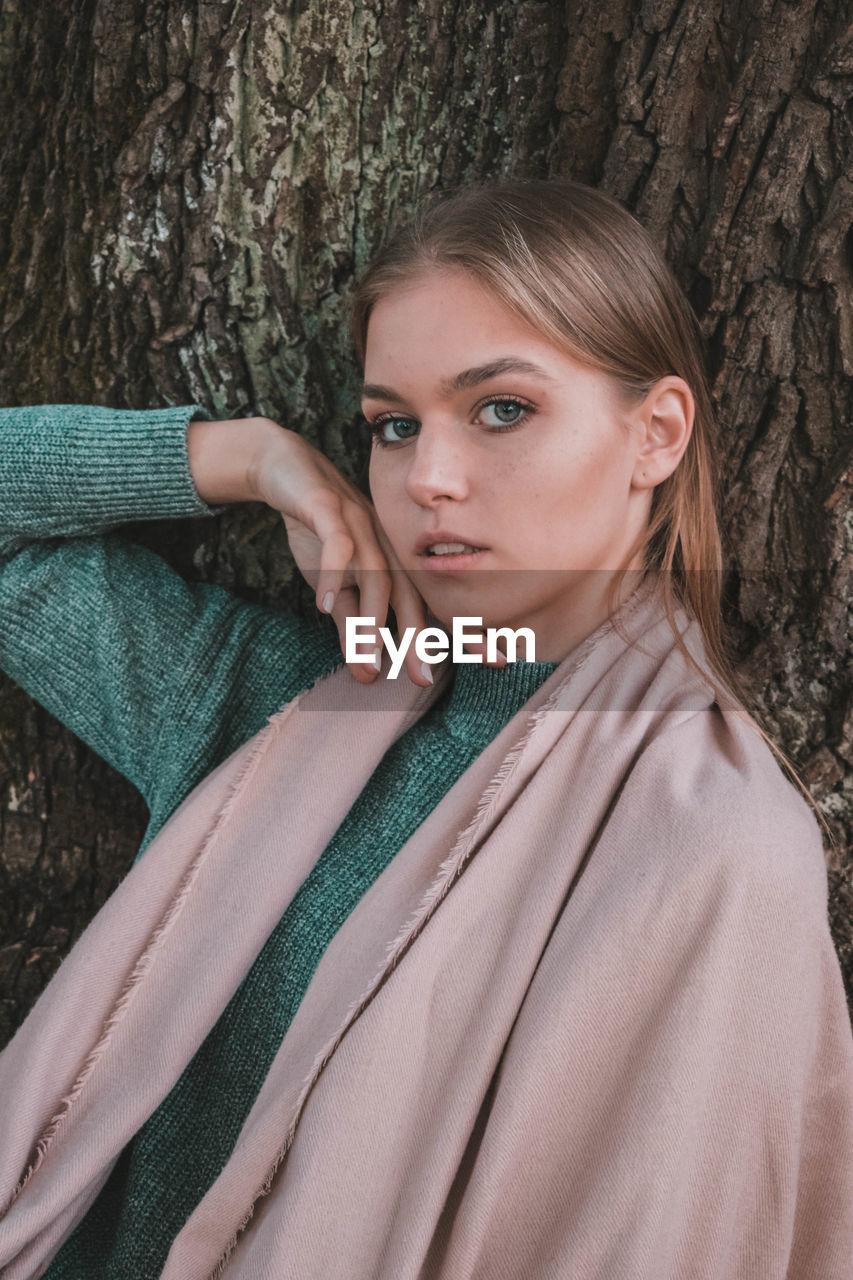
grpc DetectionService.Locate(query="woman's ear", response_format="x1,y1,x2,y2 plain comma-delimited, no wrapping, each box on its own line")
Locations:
630,376,694,490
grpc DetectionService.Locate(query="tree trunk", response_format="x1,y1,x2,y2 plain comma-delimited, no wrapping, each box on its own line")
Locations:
0,0,850,1046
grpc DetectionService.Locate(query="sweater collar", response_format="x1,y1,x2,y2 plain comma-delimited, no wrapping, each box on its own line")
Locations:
440,656,559,742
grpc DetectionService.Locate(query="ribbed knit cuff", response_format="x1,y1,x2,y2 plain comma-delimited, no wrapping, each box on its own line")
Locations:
0,403,226,544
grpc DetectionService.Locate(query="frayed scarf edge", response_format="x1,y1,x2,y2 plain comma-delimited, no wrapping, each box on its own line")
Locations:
203,662,576,1277
4,697,299,1213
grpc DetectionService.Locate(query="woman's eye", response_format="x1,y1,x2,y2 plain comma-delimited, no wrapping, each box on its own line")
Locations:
479,399,530,429
369,416,420,445
367,397,533,446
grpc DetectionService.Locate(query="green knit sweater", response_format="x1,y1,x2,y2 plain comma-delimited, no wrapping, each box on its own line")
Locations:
0,405,557,1279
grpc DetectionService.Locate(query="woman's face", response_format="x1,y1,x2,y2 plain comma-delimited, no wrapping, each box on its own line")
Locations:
363,268,670,661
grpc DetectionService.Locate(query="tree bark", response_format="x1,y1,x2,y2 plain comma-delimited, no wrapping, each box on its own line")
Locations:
0,0,850,1046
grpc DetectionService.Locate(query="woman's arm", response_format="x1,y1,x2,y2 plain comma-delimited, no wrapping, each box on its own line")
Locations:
0,404,344,835
0,404,225,555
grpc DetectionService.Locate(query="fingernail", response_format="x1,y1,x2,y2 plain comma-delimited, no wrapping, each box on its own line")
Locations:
420,661,434,685
372,647,382,671
321,591,335,613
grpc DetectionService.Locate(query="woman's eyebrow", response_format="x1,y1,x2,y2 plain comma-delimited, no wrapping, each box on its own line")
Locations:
361,357,556,403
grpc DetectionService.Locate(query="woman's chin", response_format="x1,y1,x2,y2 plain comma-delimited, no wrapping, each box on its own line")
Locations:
409,575,515,627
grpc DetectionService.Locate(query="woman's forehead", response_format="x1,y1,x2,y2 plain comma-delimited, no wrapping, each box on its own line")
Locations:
363,272,574,387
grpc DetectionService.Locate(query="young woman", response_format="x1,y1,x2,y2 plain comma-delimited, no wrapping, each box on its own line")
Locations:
0,178,851,1280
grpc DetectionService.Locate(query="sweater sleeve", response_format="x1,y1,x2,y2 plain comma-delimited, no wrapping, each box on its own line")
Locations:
0,405,344,841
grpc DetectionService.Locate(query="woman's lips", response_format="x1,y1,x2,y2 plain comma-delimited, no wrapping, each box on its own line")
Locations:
417,548,490,571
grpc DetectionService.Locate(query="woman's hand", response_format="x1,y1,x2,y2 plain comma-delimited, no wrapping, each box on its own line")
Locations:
188,415,433,686
188,416,506,683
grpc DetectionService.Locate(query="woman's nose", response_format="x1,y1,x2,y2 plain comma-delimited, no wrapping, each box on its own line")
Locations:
404,425,471,506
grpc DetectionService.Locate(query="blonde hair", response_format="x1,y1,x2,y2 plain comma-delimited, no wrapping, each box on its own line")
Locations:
349,176,831,842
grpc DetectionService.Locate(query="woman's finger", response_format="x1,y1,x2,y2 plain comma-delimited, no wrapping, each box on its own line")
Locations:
329,586,381,684
366,519,438,686
386,572,434,685
306,493,358,611
367,520,443,686
343,501,394,633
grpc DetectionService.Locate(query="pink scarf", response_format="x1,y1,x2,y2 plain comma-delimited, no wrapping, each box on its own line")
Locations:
1,578,851,1279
